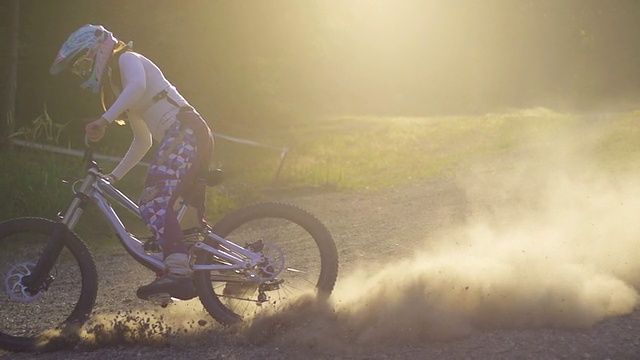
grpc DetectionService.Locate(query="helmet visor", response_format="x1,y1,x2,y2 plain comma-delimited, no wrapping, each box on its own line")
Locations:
50,46,85,75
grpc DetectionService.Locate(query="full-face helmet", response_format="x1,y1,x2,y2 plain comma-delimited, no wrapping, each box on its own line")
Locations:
50,24,118,93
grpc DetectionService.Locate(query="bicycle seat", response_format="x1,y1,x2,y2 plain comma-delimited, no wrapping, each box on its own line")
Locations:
201,169,224,187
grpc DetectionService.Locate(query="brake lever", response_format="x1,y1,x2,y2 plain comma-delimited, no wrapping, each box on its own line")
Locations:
82,135,94,170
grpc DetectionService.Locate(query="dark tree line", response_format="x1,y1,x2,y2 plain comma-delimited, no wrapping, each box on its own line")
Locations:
1,0,19,151
2,0,640,149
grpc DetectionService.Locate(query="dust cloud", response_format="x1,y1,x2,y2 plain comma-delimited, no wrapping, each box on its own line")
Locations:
247,118,640,348
56,117,640,351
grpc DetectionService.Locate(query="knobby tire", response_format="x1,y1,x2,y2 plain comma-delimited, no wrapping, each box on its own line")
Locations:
194,202,339,326
0,218,98,352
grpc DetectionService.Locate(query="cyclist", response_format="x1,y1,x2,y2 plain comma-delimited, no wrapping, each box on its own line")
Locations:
50,24,214,301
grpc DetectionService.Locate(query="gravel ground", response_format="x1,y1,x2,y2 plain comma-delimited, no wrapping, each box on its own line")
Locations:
2,170,640,359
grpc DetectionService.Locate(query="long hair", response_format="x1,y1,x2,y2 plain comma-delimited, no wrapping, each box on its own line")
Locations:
100,41,131,125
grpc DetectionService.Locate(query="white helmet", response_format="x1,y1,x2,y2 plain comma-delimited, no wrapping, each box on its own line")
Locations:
50,24,118,93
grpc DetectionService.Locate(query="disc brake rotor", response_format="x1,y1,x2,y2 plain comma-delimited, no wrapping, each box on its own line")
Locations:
258,243,285,281
4,262,45,303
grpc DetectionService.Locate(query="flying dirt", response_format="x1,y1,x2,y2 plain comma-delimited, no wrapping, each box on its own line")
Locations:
241,118,640,352
3,116,640,359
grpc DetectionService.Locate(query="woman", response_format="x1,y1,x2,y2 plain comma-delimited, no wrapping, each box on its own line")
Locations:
50,24,214,301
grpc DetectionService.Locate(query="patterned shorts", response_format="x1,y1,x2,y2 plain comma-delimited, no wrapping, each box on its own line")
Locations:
139,121,197,256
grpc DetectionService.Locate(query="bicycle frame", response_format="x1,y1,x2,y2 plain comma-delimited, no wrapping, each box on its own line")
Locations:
57,162,266,278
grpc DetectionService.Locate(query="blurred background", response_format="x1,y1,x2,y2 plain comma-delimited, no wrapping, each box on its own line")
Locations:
2,0,640,136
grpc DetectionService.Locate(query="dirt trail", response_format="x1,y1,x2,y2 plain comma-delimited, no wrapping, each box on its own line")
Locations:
4,128,640,359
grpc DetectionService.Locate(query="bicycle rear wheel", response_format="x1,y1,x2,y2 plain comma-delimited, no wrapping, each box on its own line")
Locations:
0,218,98,352
194,202,338,325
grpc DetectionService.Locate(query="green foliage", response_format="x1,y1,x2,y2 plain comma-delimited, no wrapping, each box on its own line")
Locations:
10,106,68,144
10,0,640,134
591,110,640,172
0,111,83,222
0,112,134,244
0,149,75,220
4,108,640,251
0,110,247,244
248,109,577,189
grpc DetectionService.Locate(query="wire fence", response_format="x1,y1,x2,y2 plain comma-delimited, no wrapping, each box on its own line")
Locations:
12,133,290,181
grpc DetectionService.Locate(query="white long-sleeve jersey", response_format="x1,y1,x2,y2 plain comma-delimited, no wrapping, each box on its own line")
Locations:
102,51,190,180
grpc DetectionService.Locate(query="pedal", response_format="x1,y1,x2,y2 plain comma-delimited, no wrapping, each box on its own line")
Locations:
148,293,173,308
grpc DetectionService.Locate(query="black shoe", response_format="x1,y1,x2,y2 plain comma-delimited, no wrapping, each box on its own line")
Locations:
137,273,196,301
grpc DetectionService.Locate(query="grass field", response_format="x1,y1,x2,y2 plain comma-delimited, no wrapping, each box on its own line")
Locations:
220,107,640,190
2,107,640,247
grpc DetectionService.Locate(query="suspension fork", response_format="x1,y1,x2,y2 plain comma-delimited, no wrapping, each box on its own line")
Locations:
21,222,69,290
22,172,95,290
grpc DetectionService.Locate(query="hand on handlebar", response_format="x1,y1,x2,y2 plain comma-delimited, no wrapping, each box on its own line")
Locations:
85,117,109,143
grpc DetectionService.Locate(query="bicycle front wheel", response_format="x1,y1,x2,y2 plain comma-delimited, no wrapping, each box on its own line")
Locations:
0,218,98,352
194,202,338,326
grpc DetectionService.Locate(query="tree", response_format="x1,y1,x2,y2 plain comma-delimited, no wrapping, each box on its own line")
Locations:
1,0,19,152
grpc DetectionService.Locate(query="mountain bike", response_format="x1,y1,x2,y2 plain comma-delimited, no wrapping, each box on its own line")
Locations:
0,144,338,353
